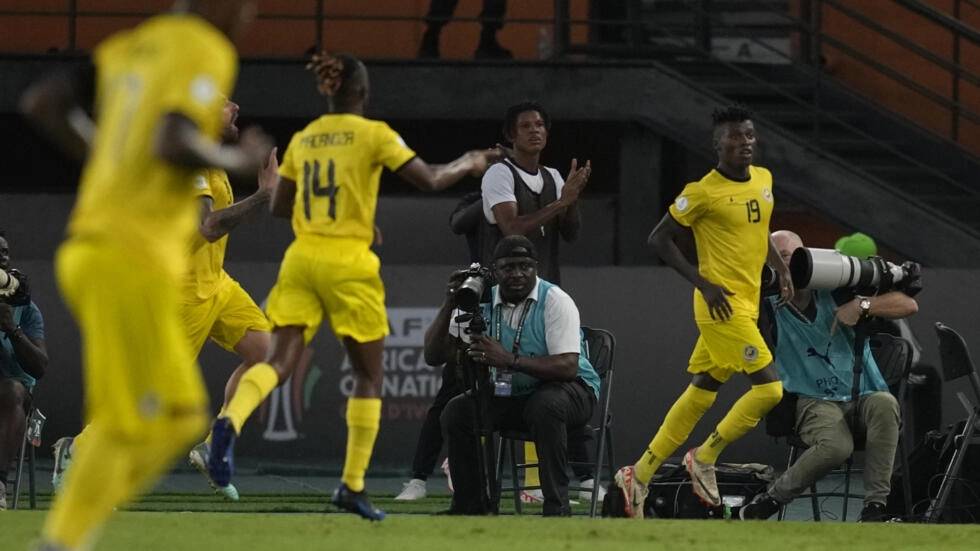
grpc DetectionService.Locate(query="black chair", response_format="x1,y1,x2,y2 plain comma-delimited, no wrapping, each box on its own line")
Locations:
777,333,915,521
922,322,980,523
495,326,616,517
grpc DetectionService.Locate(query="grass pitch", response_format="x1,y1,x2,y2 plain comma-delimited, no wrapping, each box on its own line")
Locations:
3,492,980,550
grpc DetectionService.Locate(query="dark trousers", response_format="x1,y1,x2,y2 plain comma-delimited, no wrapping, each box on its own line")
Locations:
424,0,507,35
410,362,463,479
411,362,596,480
442,379,594,516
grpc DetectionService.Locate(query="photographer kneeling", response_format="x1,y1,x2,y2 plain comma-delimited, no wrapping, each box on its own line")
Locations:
740,230,918,522
429,235,599,516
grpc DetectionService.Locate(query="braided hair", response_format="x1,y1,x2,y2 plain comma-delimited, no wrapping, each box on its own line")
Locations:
305,51,366,111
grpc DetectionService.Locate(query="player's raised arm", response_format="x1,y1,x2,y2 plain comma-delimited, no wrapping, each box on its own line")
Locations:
19,65,96,162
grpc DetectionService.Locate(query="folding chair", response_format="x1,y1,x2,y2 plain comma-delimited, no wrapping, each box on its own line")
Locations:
10,398,44,510
3,386,43,510
922,322,980,523
496,326,616,517
778,333,914,521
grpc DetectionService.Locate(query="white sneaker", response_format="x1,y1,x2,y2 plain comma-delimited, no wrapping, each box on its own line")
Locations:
577,478,608,503
51,436,74,494
614,465,649,519
520,489,544,504
394,478,427,500
441,458,454,494
684,447,721,507
520,488,579,505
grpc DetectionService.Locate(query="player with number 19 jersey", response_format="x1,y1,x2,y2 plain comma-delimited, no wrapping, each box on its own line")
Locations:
669,166,774,324
268,114,416,344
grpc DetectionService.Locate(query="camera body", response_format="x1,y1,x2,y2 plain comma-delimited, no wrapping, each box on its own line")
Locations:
0,268,30,307
788,248,922,297
453,262,494,313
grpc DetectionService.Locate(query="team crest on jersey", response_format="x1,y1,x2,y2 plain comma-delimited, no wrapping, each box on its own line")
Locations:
194,175,208,190
675,196,689,212
762,187,773,202
743,345,759,361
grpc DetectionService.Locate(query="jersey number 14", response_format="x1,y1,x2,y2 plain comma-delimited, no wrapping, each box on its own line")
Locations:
302,159,339,221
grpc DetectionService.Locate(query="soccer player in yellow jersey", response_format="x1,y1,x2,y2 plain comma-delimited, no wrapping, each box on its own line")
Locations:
208,52,503,520
48,99,278,502
613,105,794,519
19,2,268,549
182,101,277,500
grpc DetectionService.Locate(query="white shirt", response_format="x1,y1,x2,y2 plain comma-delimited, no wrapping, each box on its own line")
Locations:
449,277,581,355
481,158,565,225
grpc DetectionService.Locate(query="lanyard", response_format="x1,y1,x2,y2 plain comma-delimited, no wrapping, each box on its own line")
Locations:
493,298,533,354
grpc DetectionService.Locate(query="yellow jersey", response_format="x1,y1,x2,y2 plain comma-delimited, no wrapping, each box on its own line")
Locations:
669,166,775,321
67,14,238,279
278,114,416,244
184,169,233,300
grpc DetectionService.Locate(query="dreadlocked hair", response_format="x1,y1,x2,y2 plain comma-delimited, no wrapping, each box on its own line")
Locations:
306,51,346,97
711,104,753,126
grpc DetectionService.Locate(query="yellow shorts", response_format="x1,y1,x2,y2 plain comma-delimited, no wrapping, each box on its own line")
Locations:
56,239,207,438
687,316,773,383
266,237,388,345
182,273,271,354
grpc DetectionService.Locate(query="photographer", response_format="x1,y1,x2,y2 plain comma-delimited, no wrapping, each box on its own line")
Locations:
0,231,48,510
740,230,918,522
430,236,599,516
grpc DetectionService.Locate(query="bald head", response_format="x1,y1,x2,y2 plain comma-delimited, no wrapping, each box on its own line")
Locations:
771,230,803,268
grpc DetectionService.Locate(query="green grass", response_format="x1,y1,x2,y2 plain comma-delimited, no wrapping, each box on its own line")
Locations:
5,492,980,550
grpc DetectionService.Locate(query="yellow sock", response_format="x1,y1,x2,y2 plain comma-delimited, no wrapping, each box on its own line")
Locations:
696,380,783,464
342,397,381,492
222,363,280,434
524,442,540,488
634,385,716,484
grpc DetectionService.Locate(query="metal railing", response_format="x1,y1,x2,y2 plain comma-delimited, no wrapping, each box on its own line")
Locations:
3,1,978,157
552,0,980,176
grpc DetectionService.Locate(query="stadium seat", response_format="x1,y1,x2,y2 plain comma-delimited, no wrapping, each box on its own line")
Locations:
776,333,914,521
495,326,616,517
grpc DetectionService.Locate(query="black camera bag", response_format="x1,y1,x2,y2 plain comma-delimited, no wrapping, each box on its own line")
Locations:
602,461,774,519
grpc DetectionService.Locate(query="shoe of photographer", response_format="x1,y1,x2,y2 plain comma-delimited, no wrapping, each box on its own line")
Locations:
520,489,543,504
577,478,608,503
739,491,780,520
521,489,579,505
395,478,427,500
442,457,454,494
858,502,895,522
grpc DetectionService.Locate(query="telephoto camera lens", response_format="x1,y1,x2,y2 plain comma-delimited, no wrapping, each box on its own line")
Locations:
455,276,484,312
